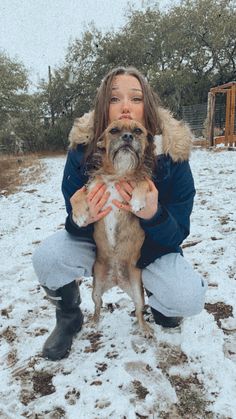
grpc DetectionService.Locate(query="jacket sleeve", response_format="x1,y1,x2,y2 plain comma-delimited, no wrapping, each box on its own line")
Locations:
140,160,195,248
61,147,94,237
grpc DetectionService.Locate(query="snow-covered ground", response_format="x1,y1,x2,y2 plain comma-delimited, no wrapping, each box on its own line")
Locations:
0,148,236,419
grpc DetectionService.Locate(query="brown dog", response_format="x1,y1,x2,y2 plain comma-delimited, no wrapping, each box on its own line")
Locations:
73,119,155,337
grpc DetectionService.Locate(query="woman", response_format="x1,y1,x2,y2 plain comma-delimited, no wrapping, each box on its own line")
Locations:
33,66,207,361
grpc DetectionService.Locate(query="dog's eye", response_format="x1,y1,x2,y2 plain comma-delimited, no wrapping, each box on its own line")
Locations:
133,128,143,135
109,127,120,134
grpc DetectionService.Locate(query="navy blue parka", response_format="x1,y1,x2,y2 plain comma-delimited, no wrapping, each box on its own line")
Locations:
62,123,195,269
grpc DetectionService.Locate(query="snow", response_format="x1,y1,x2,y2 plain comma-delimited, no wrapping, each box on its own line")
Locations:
0,149,236,418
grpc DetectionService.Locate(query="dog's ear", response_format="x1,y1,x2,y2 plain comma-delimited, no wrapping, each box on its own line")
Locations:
147,132,154,143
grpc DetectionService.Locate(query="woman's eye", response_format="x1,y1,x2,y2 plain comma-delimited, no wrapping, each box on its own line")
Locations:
110,127,120,134
132,97,143,102
110,97,119,103
133,128,143,135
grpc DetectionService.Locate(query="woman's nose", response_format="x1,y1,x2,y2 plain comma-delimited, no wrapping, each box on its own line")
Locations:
121,98,130,113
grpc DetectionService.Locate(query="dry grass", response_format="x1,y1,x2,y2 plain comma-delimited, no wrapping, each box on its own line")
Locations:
0,152,65,195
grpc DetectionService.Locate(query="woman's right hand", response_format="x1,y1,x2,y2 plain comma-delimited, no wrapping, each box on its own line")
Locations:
70,183,112,227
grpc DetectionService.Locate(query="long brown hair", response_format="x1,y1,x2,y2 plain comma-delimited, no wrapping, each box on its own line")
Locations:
86,66,162,160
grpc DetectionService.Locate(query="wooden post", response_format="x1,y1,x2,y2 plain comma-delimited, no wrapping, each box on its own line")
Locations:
207,82,236,147
229,84,235,145
206,91,215,146
225,89,231,146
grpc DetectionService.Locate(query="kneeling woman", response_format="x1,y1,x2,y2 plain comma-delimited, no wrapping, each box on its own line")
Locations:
33,66,207,360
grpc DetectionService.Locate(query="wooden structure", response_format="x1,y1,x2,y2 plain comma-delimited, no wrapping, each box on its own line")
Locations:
207,81,236,147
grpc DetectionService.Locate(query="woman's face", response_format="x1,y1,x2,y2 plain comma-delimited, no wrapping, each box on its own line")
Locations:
108,74,145,126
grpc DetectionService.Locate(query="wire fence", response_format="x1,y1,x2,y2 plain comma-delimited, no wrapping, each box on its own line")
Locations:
181,103,208,137
181,100,236,139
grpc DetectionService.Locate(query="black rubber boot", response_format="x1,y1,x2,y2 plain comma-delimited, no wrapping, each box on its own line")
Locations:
42,281,83,360
145,289,182,328
151,307,182,328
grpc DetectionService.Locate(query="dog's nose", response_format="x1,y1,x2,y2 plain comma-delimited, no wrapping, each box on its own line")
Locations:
122,132,133,142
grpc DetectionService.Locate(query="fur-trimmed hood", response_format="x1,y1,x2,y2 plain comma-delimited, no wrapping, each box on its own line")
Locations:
68,107,193,162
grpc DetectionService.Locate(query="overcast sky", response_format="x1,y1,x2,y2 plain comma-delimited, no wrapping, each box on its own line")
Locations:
0,0,175,86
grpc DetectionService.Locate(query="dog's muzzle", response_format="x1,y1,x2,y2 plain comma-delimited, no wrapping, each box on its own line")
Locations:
112,142,139,161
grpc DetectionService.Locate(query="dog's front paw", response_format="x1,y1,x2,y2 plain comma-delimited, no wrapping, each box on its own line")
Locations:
140,322,154,339
73,213,89,227
130,197,146,213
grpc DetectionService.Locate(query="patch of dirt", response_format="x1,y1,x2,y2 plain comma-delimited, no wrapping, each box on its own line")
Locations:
22,407,66,418
227,266,236,280
32,371,55,396
90,380,103,386
34,327,49,337
156,344,212,417
219,215,231,225
13,364,56,406
132,380,149,400
7,349,18,366
1,326,17,343
105,350,119,359
95,362,108,374
182,239,202,248
105,302,116,312
1,306,13,318
157,343,188,371
159,407,181,419
83,331,104,353
0,154,45,195
169,375,213,418
205,302,233,327
94,398,111,409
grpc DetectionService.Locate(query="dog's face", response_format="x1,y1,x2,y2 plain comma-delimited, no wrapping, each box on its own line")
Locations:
98,120,149,174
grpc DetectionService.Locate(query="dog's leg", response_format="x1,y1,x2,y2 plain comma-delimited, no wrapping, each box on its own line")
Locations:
129,267,153,338
72,190,90,227
92,260,108,323
130,181,149,213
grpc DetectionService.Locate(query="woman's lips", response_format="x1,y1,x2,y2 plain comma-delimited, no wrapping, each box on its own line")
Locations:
119,114,132,119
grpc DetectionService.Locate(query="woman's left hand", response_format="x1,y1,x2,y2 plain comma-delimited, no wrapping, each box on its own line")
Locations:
112,178,158,220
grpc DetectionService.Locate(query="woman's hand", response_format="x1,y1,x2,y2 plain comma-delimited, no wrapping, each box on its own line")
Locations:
70,183,112,227
112,178,158,220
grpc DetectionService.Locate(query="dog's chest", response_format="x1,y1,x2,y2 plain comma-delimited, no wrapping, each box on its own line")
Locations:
103,182,121,247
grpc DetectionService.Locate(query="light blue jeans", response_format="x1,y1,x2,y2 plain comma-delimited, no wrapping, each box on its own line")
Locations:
32,230,207,317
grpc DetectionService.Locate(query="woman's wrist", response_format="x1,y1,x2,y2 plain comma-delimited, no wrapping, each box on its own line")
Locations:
140,203,168,226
